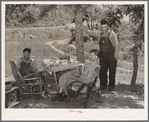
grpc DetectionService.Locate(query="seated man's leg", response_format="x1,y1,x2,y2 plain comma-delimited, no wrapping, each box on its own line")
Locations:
51,72,77,101
39,71,51,98
51,73,69,101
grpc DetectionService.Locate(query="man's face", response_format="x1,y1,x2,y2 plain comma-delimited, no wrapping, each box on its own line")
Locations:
101,24,108,33
23,51,30,59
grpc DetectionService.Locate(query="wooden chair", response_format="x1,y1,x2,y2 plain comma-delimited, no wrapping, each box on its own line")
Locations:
67,76,101,108
9,60,42,99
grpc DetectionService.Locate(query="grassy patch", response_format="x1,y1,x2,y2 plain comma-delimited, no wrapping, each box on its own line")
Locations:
5,27,71,40
5,39,64,79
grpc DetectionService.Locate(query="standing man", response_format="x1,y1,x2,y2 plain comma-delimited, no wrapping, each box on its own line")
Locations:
82,19,120,91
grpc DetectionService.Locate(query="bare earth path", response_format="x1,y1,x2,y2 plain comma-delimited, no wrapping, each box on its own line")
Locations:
14,39,144,109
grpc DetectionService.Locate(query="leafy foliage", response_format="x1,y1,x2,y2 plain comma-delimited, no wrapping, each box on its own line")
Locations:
38,5,57,19
5,4,74,28
123,5,144,36
19,5,40,24
5,4,29,27
121,5,144,86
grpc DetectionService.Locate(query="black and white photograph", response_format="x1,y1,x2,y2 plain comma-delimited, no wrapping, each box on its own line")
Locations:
2,1,148,121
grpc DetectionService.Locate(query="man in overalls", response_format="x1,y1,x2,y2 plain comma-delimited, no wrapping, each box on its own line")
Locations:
16,48,51,98
82,19,119,91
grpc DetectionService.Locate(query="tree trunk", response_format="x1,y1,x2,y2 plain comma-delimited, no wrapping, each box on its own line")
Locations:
131,43,138,86
92,20,94,30
75,5,84,63
91,19,93,30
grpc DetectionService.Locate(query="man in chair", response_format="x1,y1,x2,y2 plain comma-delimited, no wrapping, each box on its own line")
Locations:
16,48,51,98
51,62,100,101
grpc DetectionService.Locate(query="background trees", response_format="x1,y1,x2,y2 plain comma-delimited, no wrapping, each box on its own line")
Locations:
122,5,144,86
5,4,145,85
5,4,30,27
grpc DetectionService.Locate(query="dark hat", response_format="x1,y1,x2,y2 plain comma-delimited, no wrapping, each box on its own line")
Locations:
23,48,31,53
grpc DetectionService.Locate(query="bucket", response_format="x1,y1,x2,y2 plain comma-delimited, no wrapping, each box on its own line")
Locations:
5,81,12,91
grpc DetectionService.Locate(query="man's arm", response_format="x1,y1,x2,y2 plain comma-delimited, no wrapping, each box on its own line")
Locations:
16,58,22,71
112,32,120,60
82,28,100,39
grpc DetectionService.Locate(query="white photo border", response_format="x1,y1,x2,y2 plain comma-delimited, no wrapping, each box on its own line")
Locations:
2,1,148,121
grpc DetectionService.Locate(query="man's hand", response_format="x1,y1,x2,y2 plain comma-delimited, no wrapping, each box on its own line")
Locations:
114,53,119,60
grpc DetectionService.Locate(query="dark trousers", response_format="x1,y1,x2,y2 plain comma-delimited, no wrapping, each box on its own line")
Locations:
99,52,117,87
38,71,51,93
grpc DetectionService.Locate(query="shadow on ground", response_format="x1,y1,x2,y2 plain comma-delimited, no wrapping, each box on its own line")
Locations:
14,83,144,109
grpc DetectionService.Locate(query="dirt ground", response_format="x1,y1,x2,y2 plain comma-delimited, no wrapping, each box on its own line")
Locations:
14,89,144,109
13,75,144,109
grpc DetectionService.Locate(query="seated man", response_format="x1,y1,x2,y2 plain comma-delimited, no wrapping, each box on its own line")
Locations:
52,61,100,101
16,48,52,98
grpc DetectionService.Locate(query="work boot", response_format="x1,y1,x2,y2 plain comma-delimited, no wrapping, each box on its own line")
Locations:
58,93,67,101
51,93,63,101
109,86,114,91
62,94,67,99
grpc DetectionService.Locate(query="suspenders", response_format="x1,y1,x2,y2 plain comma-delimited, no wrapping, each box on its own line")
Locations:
101,31,111,37
100,31,114,52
